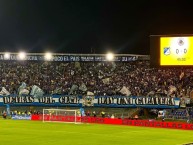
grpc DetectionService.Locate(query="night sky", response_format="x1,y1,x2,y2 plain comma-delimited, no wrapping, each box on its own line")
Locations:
0,0,193,54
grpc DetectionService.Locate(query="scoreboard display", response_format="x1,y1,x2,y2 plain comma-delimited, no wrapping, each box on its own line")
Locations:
160,37,193,65
150,35,193,67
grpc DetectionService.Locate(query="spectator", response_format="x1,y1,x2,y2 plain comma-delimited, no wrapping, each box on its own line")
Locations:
0,60,192,98
93,111,96,117
134,115,139,120
3,112,7,119
101,111,105,118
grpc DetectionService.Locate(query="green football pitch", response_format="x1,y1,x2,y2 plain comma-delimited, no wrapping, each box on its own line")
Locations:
0,120,193,145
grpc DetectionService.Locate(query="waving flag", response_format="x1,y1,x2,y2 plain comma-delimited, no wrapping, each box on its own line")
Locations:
18,82,29,96
30,85,44,98
120,86,131,96
0,87,10,96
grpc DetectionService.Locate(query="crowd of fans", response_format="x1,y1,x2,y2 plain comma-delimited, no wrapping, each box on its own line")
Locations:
1,110,41,119
0,60,193,98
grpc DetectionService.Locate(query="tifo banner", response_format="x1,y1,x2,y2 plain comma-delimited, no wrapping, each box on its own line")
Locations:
31,115,193,130
0,95,180,108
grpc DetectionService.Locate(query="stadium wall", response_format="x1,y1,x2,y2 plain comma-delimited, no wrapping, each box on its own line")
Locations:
31,115,193,130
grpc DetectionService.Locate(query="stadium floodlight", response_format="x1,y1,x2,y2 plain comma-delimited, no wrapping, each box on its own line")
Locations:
106,52,114,61
18,52,26,60
4,52,10,60
44,52,53,61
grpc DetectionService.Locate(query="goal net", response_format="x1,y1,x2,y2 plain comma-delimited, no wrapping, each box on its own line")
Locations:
43,109,81,124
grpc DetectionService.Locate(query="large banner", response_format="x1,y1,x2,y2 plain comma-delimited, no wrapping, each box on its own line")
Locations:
0,95,180,108
0,54,139,62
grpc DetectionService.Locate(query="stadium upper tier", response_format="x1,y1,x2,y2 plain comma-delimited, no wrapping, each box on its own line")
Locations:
0,55,192,98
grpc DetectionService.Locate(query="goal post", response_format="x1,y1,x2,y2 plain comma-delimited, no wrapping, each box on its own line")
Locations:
43,109,81,124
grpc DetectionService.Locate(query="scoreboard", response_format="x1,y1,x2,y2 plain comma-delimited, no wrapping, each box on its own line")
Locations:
150,35,193,67
160,36,193,65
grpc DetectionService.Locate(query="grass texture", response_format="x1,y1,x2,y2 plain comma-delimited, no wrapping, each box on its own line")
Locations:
0,120,193,145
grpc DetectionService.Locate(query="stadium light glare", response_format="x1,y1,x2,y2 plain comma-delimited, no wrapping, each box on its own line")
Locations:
106,52,114,61
4,52,10,59
45,52,53,61
18,52,26,60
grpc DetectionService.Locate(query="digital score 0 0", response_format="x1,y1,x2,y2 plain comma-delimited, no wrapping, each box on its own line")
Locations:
160,36,193,66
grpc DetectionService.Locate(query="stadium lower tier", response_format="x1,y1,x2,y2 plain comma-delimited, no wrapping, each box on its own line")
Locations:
31,114,193,130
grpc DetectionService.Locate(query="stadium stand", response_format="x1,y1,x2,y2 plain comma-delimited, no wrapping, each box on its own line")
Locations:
0,60,193,98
